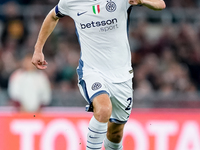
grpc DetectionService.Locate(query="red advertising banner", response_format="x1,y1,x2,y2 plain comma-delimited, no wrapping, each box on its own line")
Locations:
0,109,200,150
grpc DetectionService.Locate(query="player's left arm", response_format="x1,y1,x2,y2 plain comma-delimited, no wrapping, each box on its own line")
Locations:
129,0,166,10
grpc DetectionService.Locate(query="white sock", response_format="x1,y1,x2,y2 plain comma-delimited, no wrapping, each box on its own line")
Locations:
104,136,123,150
86,116,108,150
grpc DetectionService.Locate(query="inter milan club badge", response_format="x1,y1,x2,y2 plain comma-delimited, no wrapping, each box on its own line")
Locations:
92,82,102,90
106,0,116,12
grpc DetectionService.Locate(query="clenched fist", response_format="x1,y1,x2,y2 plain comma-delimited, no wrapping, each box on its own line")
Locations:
32,51,48,70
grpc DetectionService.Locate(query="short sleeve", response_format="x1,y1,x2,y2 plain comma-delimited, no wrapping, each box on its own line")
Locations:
56,0,69,16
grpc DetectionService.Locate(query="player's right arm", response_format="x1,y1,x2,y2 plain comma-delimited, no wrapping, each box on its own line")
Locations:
129,0,166,10
32,8,59,70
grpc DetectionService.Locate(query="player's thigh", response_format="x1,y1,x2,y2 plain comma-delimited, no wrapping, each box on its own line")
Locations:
93,93,112,122
107,121,125,143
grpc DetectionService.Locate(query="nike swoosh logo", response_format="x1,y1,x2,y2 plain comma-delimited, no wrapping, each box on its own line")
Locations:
77,11,87,16
89,135,99,139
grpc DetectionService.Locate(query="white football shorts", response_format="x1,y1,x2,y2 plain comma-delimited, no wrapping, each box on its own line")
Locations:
78,72,133,124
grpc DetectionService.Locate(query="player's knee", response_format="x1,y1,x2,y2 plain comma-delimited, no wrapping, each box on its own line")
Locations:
94,105,112,122
93,94,112,122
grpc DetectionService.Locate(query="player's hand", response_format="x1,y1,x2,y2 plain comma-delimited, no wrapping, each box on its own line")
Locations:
32,51,48,70
129,0,143,5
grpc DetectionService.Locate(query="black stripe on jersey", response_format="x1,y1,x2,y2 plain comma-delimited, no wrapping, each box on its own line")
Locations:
127,5,133,29
55,5,65,18
127,6,133,35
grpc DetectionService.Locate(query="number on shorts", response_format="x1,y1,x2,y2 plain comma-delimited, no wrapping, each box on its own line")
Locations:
125,97,132,110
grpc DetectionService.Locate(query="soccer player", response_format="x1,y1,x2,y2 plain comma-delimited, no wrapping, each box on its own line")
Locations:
32,0,166,149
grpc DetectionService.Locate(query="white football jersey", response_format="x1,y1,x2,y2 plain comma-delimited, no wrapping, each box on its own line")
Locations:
56,0,133,83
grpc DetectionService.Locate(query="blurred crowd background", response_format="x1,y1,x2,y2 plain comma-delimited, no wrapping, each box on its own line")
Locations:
0,0,200,111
